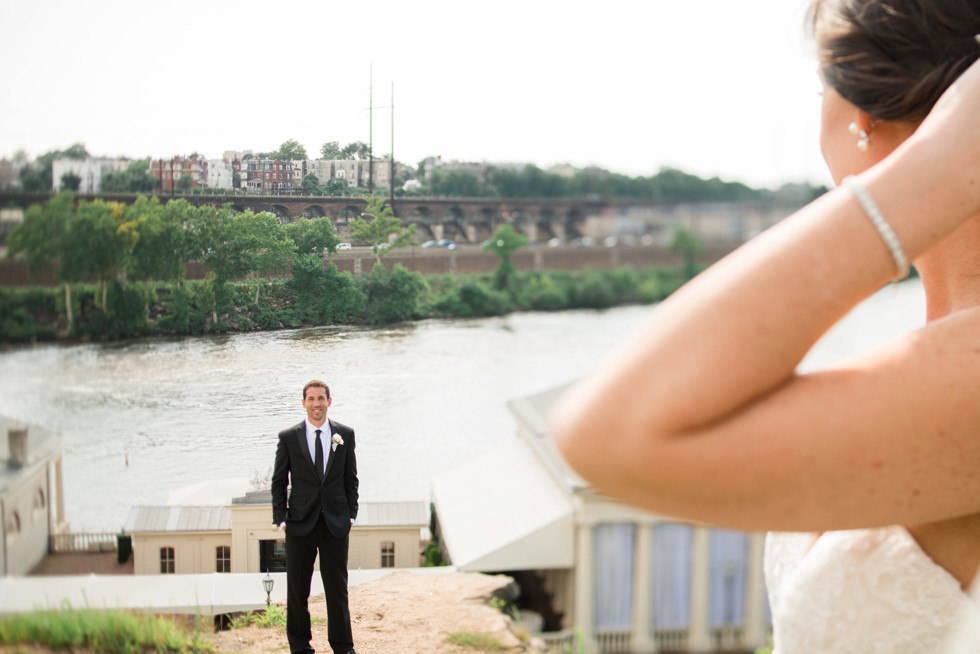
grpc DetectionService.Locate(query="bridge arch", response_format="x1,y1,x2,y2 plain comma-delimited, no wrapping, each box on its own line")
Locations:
270,204,292,223
301,204,326,219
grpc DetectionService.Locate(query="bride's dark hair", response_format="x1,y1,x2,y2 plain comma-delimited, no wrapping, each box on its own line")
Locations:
810,0,979,121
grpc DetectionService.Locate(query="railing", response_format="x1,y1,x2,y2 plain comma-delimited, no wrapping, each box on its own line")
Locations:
711,625,745,651
594,629,632,653
654,627,689,651
49,532,118,553
540,629,578,653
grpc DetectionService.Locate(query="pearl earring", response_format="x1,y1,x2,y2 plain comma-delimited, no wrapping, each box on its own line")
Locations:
848,121,870,151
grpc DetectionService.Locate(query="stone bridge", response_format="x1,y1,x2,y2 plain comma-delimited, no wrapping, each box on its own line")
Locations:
0,192,602,244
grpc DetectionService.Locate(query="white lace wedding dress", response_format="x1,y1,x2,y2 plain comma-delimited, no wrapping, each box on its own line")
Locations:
765,526,975,653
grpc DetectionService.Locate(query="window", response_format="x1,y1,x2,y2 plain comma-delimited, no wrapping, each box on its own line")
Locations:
160,547,175,574
380,541,395,568
32,488,46,521
216,545,231,573
6,511,21,536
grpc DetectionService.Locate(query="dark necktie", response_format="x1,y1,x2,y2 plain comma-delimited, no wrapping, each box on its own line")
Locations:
314,429,324,479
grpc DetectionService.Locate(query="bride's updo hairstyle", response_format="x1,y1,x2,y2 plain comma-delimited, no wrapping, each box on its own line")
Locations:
810,0,979,122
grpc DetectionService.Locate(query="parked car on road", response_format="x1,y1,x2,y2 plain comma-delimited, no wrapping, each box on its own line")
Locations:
337,242,352,250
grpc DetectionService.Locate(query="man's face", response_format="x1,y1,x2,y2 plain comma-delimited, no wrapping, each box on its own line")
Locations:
302,386,330,425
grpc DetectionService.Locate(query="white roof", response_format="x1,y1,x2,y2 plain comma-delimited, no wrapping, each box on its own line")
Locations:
0,567,456,616
124,506,232,533
431,437,573,573
506,384,588,492
167,478,252,506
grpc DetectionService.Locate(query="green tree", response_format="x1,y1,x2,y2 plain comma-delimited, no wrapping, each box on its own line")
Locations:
428,169,484,197
324,178,349,196
284,217,339,256
101,160,158,193
483,224,528,290
301,173,322,195
669,226,704,280
60,171,82,191
60,199,140,312
340,141,370,160
349,198,416,264
271,139,308,161
6,193,75,331
175,175,193,192
195,207,295,319
320,141,341,159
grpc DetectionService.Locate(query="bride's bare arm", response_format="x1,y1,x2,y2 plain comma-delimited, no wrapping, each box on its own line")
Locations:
549,59,980,532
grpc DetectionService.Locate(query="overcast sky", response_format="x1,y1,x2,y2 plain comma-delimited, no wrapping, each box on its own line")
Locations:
0,0,829,189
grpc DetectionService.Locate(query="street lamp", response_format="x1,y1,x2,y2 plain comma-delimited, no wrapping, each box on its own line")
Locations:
263,571,274,607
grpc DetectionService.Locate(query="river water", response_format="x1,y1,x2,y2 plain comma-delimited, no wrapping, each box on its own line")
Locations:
0,281,926,532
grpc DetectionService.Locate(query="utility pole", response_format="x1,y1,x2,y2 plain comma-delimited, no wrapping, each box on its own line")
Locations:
368,64,374,194
389,81,395,209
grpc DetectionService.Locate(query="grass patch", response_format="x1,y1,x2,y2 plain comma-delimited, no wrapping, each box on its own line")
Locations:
0,607,214,653
227,604,286,629
444,631,509,651
227,604,323,630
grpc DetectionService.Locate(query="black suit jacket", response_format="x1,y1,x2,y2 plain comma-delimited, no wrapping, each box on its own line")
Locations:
271,418,358,539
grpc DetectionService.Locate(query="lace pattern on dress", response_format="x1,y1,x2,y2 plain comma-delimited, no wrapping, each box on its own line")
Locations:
765,526,973,654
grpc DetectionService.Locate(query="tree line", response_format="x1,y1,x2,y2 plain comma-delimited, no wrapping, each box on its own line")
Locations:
1,193,697,344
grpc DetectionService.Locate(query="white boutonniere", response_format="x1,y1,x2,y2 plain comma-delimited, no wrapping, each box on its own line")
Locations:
331,433,344,452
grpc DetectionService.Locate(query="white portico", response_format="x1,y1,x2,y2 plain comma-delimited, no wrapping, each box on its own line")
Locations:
432,384,770,653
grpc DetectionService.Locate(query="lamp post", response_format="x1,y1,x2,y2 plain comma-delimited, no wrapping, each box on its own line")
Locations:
263,571,274,608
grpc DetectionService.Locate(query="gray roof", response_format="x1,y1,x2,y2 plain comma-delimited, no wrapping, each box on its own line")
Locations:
356,501,429,528
126,497,427,533
124,506,232,533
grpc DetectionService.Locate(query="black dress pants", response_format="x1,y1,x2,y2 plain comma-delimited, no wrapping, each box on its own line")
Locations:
285,514,353,654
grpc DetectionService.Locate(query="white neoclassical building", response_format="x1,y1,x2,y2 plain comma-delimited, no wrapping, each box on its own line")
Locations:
431,385,770,654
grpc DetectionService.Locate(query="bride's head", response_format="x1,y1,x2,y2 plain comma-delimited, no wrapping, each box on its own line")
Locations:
808,0,979,181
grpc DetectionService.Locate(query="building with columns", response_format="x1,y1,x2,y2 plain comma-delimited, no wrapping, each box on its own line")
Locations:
431,385,770,653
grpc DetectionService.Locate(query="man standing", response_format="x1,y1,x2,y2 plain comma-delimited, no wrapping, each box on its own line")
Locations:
272,380,358,654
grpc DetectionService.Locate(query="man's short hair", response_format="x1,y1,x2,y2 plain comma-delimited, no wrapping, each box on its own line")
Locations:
303,380,330,400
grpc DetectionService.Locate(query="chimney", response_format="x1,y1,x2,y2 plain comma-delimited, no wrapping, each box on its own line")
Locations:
7,427,27,468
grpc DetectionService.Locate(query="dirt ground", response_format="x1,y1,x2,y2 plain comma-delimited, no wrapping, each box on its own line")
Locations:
207,570,549,654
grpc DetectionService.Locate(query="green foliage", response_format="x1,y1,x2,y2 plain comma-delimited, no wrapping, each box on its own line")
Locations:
422,539,443,567
320,141,341,159
60,171,82,191
358,264,428,325
270,139,308,161
513,273,570,311
284,217,339,256
669,226,704,280
350,198,416,263
0,607,215,653
288,257,365,325
484,224,528,291
228,603,288,629
444,631,509,651
0,287,57,342
432,279,511,318
100,159,158,193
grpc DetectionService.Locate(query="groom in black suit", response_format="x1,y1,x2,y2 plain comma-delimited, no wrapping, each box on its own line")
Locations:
272,380,358,654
